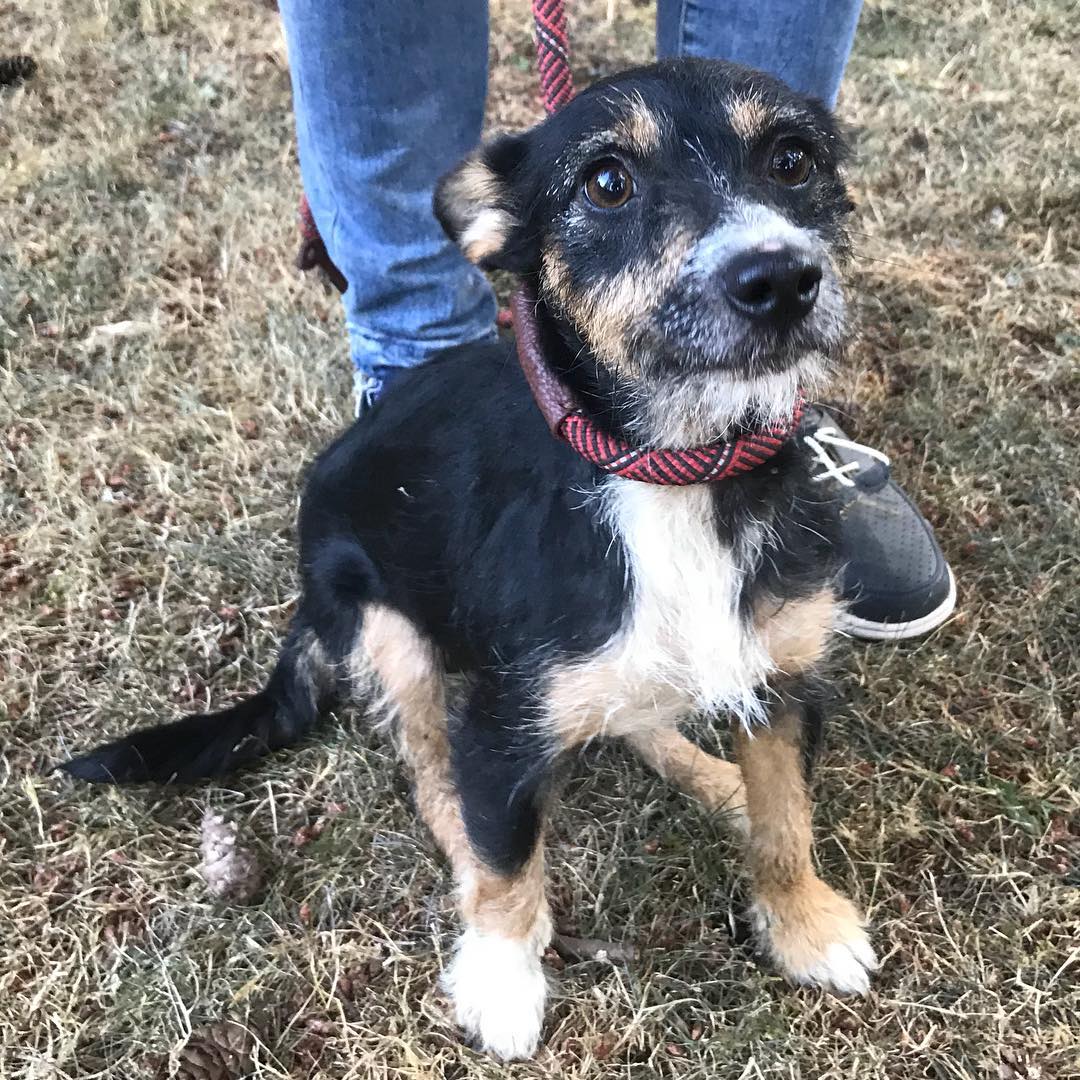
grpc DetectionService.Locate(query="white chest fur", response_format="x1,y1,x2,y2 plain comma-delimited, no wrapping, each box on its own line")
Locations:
546,480,774,745
604,480,773,720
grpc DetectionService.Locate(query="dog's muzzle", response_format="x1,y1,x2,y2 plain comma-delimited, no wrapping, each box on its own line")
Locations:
652,200,845,376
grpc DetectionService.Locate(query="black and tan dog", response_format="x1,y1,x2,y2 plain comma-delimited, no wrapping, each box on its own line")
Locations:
64,58,877,1059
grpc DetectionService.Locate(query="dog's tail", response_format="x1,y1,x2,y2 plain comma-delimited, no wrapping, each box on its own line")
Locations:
60,627,336,784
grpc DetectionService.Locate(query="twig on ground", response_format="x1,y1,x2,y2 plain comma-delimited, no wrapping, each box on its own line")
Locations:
553,934,637,964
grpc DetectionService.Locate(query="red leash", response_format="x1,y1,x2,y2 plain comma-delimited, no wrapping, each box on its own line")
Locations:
296,0,574,290
532,0,575,114
494,0,575,327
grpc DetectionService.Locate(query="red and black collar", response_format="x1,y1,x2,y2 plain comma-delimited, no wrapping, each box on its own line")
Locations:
510,284,804,486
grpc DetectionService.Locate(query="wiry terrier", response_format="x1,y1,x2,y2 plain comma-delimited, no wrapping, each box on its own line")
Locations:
64,58,879,1059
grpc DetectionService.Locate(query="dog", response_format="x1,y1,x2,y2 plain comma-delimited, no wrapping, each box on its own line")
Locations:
63,58,878,1059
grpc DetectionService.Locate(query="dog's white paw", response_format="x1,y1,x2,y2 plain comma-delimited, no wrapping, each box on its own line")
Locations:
788,933,878,996
752,877,878,996
443,928,549,1060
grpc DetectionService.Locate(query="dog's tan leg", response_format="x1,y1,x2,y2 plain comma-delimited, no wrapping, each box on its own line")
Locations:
626,727,748,832
734,703,877,994
360,606,551,1060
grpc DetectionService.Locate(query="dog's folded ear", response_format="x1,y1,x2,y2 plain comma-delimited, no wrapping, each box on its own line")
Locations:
434,133,536,272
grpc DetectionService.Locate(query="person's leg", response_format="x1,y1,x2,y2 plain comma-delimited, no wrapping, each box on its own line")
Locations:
278,0,497,402
657,0,862,107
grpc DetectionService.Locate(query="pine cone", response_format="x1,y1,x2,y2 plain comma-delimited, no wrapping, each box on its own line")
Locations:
0,56,36,87
170,1022,255,1080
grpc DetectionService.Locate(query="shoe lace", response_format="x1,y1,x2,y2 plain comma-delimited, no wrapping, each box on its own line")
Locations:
353,371,383,419
804,426,891,488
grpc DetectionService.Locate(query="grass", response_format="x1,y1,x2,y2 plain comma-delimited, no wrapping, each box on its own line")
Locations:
2,0,1078,1076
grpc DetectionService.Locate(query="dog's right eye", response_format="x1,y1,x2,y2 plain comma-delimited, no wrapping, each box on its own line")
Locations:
769,140,813,188
583,159,635,209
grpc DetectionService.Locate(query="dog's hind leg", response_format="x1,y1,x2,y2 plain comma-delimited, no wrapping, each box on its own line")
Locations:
734,692,878,995
625,727,748,833
358,607,552,1060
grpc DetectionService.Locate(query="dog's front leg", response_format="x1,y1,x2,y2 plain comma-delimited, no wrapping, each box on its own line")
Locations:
734,691,878,995
627,726,748,833
420,674,554,1060
369,618,552,1059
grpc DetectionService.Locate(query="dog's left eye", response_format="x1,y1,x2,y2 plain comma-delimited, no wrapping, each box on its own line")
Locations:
583,159,635,209
769,141,813,187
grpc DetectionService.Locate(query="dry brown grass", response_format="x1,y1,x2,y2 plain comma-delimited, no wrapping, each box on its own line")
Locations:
2,0,1078,1076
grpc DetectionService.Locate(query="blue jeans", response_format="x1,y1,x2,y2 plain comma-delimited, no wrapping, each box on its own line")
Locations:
278,0,863,385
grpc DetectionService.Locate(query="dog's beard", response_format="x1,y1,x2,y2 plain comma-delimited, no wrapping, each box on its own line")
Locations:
624,271,845,447
622,351,829,449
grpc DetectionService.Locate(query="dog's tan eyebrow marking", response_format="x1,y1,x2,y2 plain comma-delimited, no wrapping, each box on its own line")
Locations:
566,128,638,166
727,93,774,141
611,91,664,156
557,93,665,181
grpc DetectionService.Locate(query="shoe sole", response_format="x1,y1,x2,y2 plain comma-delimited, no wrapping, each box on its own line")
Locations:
838,568,957,642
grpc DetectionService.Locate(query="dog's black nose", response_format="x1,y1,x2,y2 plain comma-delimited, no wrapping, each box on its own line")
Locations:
721,249,822,325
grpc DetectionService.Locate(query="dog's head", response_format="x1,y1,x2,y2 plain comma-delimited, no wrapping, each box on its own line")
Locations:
436,59,854,445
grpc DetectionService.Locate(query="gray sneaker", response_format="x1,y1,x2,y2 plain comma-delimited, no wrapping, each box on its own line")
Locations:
801,406,956,641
